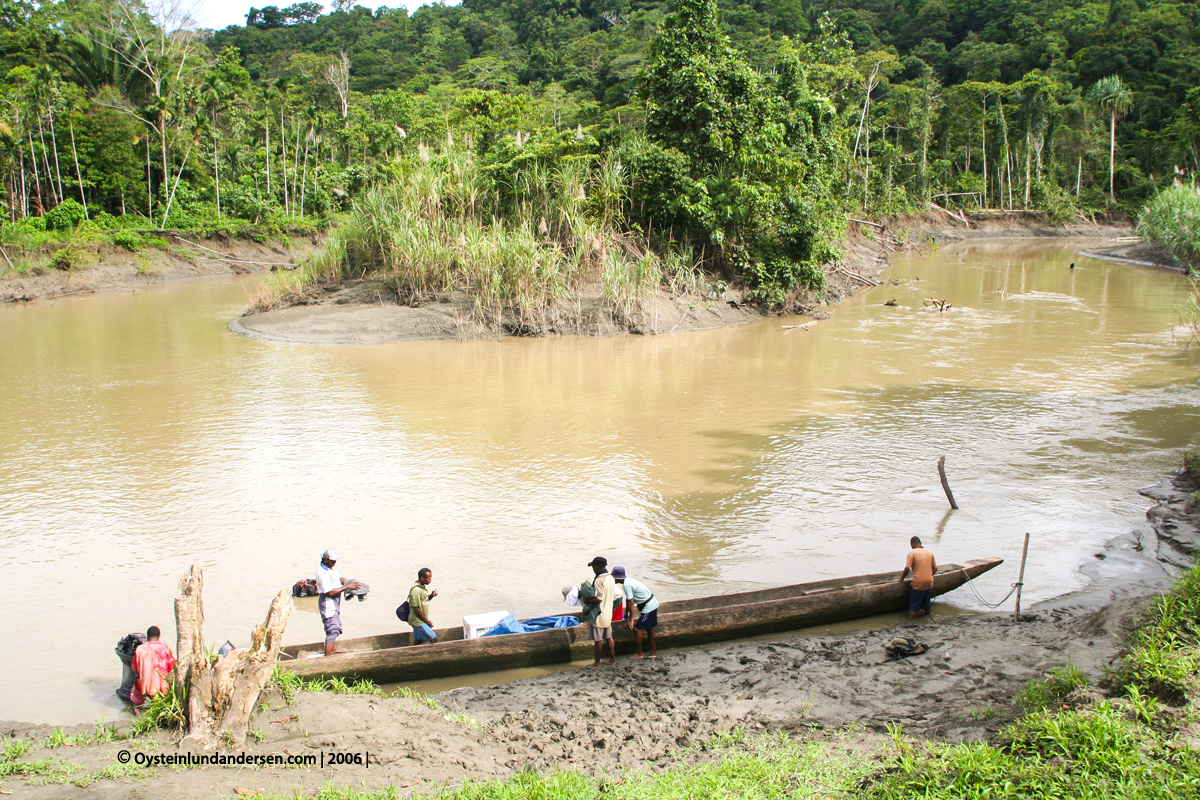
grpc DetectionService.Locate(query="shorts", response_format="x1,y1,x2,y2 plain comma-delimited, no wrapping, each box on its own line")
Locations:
413,623,437,643
589,624,613,641
908,589,933,613
323,614,343,644
634,609,658,630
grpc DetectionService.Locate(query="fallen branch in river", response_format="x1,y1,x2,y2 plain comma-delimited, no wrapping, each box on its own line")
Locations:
171,235,298,269
929,201,971,227
938,455,959,510
834,265,880,286
922,297,952,312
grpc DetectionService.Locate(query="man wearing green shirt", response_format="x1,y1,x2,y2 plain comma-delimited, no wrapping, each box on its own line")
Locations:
407,568,438,643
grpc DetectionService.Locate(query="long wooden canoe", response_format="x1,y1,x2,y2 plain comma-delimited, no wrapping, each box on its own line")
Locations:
280,558,1002,683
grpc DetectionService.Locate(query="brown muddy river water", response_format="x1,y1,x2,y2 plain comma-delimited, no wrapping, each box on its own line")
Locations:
2,239,1198,724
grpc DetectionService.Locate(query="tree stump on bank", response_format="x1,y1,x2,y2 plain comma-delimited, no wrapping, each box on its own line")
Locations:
174,564,290,749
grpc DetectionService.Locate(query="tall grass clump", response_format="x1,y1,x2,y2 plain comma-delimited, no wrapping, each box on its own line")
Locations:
1139,183,1200,271
267,138,683,330
130,683,185,737
1014,660,1089,712
1118,563,1200,705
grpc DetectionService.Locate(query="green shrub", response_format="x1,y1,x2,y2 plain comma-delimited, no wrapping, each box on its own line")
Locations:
1014,661,1089,712
1139,184,1200,270
111,230,144,251
130,684,185,736
44,199,87,231
50,244,81,271
1184,450,1200,481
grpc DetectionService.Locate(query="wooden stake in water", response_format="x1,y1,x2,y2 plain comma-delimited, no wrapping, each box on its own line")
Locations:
938,456,959,510
1014,532,1030,622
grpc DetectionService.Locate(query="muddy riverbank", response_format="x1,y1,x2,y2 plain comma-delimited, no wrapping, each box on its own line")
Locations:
0,234,321,303
2,469,1196,799
232,211,1137,345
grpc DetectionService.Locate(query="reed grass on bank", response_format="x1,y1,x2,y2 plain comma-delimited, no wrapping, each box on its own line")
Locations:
1140,183,1200,271
251,146,696,328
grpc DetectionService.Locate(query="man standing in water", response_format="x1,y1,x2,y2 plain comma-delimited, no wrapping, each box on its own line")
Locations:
317,549,361,656
898,537,937,619
407,568,439,644
581,556,617,666
129,626,175,709
613,567,659,659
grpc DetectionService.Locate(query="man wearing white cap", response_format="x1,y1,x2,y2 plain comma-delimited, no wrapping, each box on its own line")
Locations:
316,549,361,656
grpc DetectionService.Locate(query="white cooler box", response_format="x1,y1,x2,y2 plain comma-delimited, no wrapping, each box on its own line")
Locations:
462,610,510,640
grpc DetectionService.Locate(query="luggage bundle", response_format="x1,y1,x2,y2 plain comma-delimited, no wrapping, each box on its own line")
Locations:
884,637,928,660
292,578,319,597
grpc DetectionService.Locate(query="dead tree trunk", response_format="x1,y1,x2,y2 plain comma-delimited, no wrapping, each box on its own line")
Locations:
174,564,291,749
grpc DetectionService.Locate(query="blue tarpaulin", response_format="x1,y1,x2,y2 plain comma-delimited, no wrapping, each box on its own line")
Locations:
481,614,580,637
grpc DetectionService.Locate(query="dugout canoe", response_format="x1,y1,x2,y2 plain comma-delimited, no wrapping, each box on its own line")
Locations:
279,557,1002,684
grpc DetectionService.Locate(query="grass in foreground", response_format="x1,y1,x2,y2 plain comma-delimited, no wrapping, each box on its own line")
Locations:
270,665,484,728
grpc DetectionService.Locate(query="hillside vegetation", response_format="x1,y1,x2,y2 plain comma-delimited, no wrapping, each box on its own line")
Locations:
3,0,1198,312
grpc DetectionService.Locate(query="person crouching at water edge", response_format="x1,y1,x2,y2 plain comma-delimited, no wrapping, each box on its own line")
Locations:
898,536,937,620
613,567,659,659
580,556,617,666
317,548,362,656
407,568,438,643
130,626,175,711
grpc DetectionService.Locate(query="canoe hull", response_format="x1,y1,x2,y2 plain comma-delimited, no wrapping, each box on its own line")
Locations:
280,558,1001,684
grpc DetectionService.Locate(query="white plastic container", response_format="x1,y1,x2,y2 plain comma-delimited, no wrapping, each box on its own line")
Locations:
462,610,510,640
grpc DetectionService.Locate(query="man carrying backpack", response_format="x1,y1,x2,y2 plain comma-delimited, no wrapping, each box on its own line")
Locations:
580,556,617,667
406,568,439,644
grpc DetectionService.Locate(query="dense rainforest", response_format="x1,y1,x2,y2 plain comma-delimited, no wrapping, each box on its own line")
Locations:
2,0,1197,311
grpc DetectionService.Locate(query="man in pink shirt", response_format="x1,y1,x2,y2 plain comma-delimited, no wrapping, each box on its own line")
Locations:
130,626,176,708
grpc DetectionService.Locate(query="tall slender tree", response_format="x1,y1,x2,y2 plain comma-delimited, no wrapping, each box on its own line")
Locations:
1086,75,1133,201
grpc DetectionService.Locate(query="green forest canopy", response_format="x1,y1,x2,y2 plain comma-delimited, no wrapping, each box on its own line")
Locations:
2,0,1198,298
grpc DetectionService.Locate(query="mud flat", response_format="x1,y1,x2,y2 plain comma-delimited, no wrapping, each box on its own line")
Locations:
0,235,322,304
1075,240,1185,272
233,210,1137,345
2,469,1196,799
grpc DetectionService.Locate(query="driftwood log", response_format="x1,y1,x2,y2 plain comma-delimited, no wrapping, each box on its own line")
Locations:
174,564,290,749
937,455,959,510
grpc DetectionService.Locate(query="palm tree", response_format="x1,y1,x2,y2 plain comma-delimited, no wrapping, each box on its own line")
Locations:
199,74,230,221
272,78,291,215
0,121,18,221
57,31,149,100
1086,75,1133,201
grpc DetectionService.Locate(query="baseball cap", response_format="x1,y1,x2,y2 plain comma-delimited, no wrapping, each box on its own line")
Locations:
321,548,340,561
561,585,573,598
586,556,607,568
